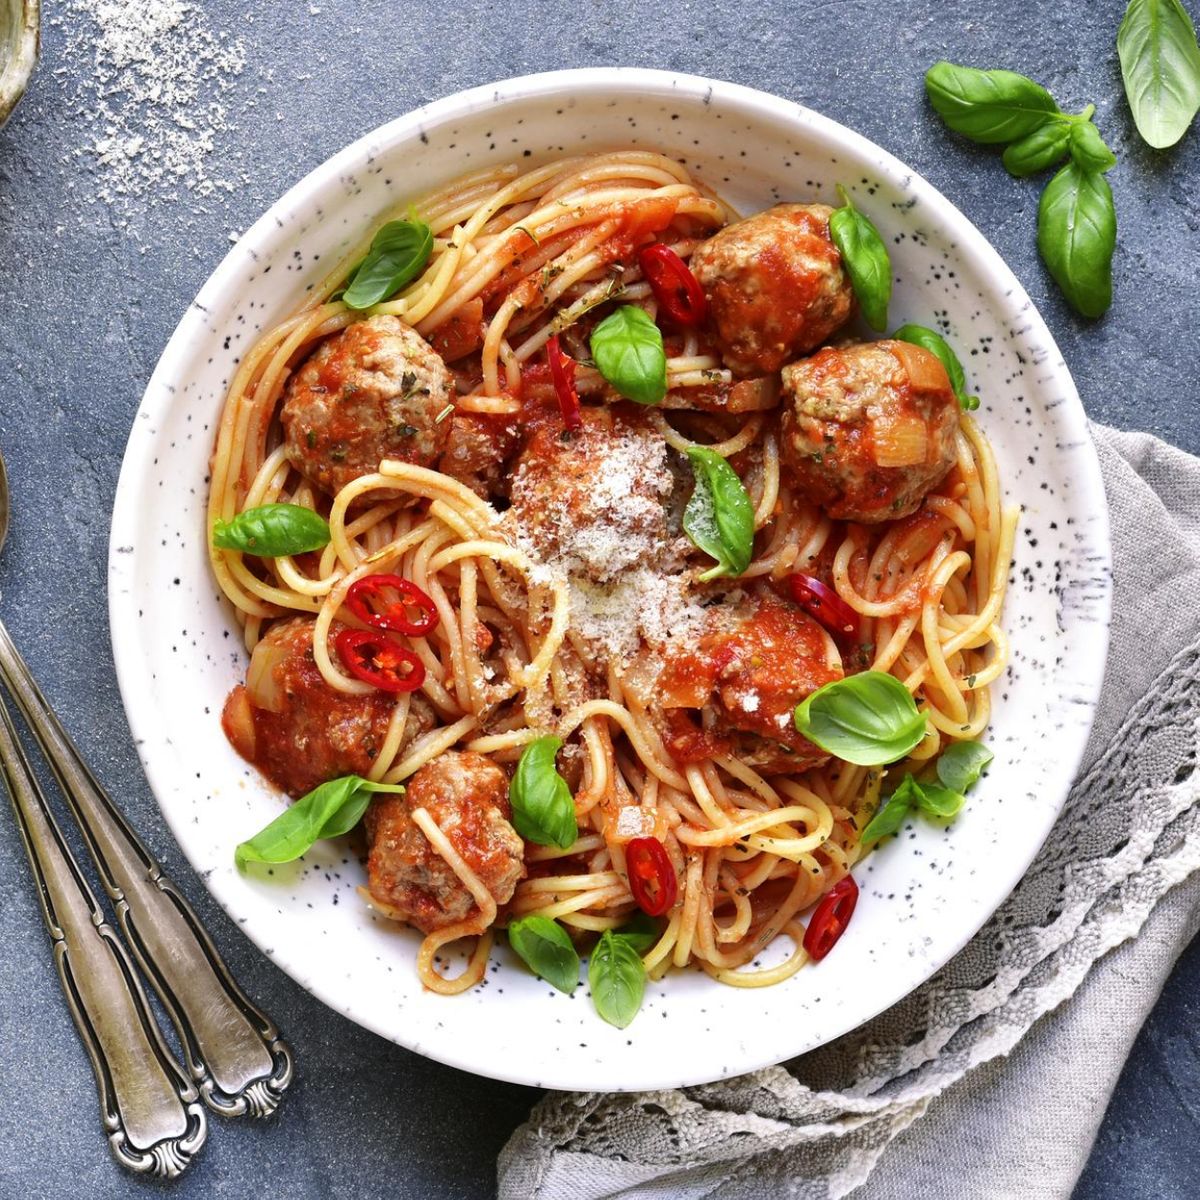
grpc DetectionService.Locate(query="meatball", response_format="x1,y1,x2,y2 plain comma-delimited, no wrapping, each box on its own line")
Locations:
657,592,842,774
437,411,520,500
364,751,525,934
507,406,674,582
780,340,960,523
690,204,854,377
280,314,453,498
221,617,428,798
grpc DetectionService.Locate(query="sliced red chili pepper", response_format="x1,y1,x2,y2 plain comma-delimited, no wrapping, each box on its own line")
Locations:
345,574,439,636
336,628,426,693
637,242,707,327
802,875,859,962
625,836,678,917
788,573,861,645
546,334,582,431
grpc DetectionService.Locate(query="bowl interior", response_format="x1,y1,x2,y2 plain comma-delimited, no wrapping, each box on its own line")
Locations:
109,70,1110,1091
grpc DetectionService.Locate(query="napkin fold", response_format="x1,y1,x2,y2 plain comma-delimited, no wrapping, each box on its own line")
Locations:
499,423,1200,1200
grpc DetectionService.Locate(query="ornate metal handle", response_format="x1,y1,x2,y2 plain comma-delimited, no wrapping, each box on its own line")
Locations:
0,622,293,1117
0,692,206,1177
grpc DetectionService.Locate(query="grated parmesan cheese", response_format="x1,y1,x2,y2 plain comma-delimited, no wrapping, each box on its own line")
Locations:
56,1,246,214
507,420,712,665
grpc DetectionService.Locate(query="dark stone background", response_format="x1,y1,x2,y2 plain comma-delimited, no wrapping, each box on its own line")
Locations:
0,1,1196,1196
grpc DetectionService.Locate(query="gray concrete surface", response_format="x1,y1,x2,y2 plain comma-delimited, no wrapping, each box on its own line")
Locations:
0,1,1196,1197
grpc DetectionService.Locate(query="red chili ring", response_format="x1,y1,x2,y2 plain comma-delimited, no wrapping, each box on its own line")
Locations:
788,573,861,644
802,876,859,962
336,627,426,693
344,574,439,636
625,836,679,917
637,243,707,327
546,334,582,431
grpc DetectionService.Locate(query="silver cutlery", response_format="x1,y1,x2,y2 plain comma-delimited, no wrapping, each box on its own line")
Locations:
0,685,207,1176
0,447,293,1173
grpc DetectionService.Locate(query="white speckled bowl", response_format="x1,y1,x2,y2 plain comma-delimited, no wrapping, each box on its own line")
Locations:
109,69,1111,1092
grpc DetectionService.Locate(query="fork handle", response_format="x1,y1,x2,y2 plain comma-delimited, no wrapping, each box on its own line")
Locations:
0,622,293,1116
0,697,206,1176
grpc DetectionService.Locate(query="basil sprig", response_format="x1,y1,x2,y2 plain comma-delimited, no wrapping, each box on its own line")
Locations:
860,740,993,844
1118,0,1200,149
510,735,577,849
683,447,755,581
590,305,668,406
342,219,434,310
235,774,405,869
924,61,1117,318
793,672,926,766
212,503,331,557
588,929,646,1029
1038,163,1117,320
507,915,580,994
935,739,995,793
891,324,979,411
506,912,662,1001
926,63,1062,143
1002,123,1072,177
1069,121,1119,172
828,186,891,332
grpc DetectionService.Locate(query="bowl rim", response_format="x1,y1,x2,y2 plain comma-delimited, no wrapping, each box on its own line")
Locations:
0,0,39,129
109,67,1112,1090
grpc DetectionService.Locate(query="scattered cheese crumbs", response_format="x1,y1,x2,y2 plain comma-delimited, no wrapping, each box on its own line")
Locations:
615,806,655,839
59,1,246,211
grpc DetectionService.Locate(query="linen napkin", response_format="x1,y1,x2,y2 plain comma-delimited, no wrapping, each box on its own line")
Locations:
498,422,1200,1200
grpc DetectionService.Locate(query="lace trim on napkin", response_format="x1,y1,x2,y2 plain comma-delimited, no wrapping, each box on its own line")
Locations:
500,634,1200,1200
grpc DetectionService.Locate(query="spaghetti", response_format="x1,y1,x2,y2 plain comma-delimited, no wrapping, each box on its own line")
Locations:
209,151,1016,999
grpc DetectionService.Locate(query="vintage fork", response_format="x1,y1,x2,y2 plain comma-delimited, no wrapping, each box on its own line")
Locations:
0,448,293,1173
0,690,208,1175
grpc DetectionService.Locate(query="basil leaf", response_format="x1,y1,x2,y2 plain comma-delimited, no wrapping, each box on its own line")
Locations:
507,915,580,995
1118,0,1200,149
861,742,990,846
859,777,917,844
925,61,1062,144
588,929,646,1029
793,671,926,766
1069,121,1118,172
936,740,994,793
683,447,755,581
891,323,979,411
343,219,434,310
1002,121,1072,176
235,774,405,868
510,735,577,849
910,780,966,819
212,503,331,557
828,186,891,332
1037,161,1117,318
612,911,662,954
589,305,667,405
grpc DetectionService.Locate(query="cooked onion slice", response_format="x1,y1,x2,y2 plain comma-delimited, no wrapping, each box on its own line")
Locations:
221,686,257,760
246,635,289,713
887,340,951,392
873,413,929,467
